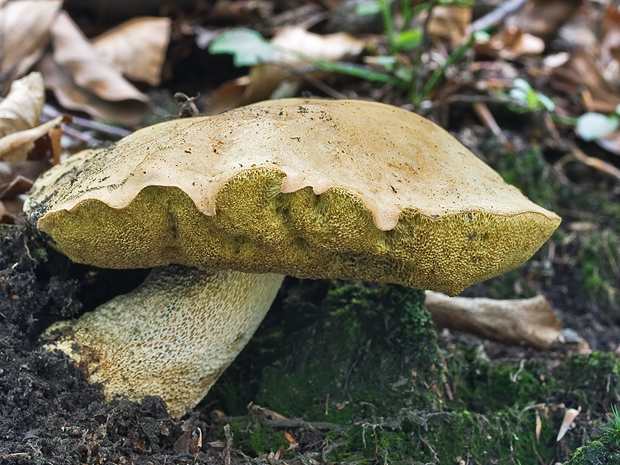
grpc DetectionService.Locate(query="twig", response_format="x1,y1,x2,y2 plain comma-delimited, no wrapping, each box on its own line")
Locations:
467,0,529,33
285,65,348,100
61,125,100,147
212,413,349,432
472,101,507,144
433,94,525,107
41,104,131,138
571,141,620,180
263,418,349,431
223,424,232,465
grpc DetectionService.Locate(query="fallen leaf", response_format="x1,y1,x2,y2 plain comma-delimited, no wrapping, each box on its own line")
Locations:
0,160,49,186
602,7,620,62
173,427,202,454
0,72,45,138
551,49,620,113
425,291,561,350
38,12,148,125
476,26,545,60
0,175,32,199
38,54,146,127
91,17,171,86
0,115,70,162
0,0,62,92
427,6,472,45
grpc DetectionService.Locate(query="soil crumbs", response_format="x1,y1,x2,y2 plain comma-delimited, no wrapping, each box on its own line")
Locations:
0,226,225,465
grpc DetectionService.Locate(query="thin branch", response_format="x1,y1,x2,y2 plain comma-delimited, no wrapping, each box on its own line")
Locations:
41,104,132,138
467,0,529,33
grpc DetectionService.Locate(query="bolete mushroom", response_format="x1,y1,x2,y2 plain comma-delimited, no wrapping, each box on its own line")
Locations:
24,98,561,417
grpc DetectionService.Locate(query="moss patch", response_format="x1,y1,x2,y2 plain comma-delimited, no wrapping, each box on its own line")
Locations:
256,281,441,422
204,275,620,463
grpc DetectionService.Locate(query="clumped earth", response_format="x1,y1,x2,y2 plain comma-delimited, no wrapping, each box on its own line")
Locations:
1,132,620,464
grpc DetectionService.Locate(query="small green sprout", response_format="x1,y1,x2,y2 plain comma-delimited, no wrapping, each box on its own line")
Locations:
603,404,620,448
509,78,555,112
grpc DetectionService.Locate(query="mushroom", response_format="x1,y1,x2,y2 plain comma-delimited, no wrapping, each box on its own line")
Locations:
24,98,561,417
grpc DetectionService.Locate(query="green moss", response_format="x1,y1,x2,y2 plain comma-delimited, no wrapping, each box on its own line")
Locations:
248,423,289,456
445,347,555,413
205,273,620,462
564,436,620,464
256,281,442,422
579,230,620,315
554,352,620,410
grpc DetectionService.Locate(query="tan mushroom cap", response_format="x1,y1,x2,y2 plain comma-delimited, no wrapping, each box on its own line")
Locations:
25,98,560,296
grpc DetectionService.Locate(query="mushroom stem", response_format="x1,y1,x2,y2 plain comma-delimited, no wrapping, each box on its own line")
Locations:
45,265,284,417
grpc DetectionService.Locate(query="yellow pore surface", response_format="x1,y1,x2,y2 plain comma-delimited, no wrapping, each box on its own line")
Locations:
26,99,561,296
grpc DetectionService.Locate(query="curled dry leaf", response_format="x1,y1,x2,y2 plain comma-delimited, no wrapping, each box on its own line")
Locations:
0,115,70,163
0,0,62,93
425,291,561,350
0,159,50,224
209,27,366,113
476,26,545,60
38,11,148,126
0,72,45,138
426,6,472,45
551,49,620,113
91,17,171,86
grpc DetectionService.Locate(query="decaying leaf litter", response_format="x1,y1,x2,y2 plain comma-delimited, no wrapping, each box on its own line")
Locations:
0,0,619,464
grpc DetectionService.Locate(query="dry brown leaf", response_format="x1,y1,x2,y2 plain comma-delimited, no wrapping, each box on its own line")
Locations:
0,115,70,162
52,11,148,102
427,6,472,45
601,7,620,80
38,11,149,125
0,199,18,223
0,0,62,93
271,26,366,64
209,27,366,113
476,26,545,60
0,174,32,199
551,50,620,113
425,291,561,350
91,17,171,86
38,54,147,127
0,72,45,138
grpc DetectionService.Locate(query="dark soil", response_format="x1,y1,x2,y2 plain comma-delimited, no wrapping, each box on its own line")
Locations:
0,226,224,465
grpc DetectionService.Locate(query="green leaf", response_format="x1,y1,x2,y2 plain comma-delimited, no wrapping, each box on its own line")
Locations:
355,1,382,15
536,93,555,112
577,113,619,141
209,28,274,67
512,78,532,92
313,59,407,89
395,29,422,50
